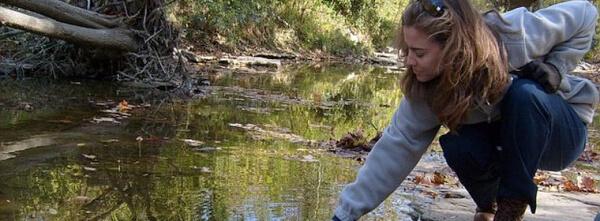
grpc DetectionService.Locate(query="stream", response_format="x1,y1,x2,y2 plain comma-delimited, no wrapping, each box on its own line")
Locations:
0,64,422,220
1,64,598,221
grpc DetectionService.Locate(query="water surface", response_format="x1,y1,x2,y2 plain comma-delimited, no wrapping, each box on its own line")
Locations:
0,65,416,220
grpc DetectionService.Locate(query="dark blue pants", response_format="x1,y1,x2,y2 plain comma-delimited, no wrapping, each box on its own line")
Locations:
439,79,587,213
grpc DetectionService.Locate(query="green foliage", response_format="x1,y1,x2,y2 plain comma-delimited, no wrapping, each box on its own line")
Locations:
585,1,600,62
170,0,406,55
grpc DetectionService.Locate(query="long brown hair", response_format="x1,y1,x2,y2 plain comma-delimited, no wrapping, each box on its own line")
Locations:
397,0,509,131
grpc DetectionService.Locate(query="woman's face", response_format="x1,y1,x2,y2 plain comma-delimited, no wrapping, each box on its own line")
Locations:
403,26,443,82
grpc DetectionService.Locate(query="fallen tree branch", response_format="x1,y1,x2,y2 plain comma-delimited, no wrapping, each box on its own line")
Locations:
0,0,122,29
0,6,139,51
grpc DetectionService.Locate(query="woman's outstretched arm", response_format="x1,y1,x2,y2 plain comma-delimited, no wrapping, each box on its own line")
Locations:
333,97,440,221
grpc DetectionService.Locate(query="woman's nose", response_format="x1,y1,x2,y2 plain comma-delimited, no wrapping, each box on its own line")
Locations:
405,54,416,66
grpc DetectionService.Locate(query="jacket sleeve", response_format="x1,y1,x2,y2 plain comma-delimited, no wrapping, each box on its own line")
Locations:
333,97,440,221
501,0,598,77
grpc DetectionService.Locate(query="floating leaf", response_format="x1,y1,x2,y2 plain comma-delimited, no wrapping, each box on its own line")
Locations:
118,100,129,112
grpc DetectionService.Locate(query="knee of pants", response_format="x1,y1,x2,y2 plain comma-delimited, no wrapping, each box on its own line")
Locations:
440,134,496,177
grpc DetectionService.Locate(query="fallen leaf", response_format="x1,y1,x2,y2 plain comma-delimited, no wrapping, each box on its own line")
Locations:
533,172,549,185
578,149,599,161
562,180,580,192
432,171,446,185
420,189,438,198
578,176,597,192
414,174,433,186
118,100,129,112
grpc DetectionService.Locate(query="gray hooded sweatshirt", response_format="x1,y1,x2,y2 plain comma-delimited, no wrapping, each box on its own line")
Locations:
334,1,599,220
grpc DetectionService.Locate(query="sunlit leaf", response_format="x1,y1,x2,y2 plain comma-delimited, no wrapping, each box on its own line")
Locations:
432,171,446,185
118,100,129,112
578,176,598,193
562,180,580,192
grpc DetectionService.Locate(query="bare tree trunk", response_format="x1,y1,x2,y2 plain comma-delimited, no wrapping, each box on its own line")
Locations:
0,6,138,51
0,0,121,29
0,0,181,81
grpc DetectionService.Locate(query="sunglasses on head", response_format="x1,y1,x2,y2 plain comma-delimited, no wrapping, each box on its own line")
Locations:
419,0,445,17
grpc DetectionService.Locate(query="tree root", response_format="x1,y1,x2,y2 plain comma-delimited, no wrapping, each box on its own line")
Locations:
0,0,188,87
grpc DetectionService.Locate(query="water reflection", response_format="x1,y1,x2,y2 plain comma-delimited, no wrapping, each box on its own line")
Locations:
0,64,411,220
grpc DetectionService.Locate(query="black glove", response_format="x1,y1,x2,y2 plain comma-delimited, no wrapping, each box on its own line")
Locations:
514,60,562,93
332,215,342,221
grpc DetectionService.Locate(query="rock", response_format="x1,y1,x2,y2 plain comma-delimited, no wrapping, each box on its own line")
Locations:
370,52,399,66
181,139,204,147
219,56,281,69
181,50,217,63
409,189,600,221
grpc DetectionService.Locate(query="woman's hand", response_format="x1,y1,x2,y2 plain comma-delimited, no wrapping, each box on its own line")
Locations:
514,60,562,93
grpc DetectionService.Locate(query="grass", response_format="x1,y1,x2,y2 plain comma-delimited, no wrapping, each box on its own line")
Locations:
168,0,406,56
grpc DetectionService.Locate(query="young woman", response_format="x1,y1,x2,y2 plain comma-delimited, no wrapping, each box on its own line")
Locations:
333,0,598,220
